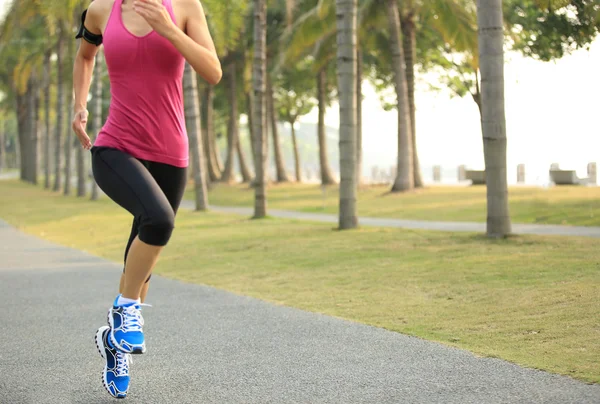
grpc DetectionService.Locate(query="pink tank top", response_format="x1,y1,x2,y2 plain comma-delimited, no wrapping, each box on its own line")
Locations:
94,0,188,168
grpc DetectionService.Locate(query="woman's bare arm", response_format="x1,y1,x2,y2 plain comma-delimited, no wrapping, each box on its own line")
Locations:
72,1,105,148
167,0,222,84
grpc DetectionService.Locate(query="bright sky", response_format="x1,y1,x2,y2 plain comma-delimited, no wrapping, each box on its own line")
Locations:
1,0,597,184
303,38,600,184
0,0,7,19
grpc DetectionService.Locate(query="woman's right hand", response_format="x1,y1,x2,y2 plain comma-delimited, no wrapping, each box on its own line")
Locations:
72,109,92,150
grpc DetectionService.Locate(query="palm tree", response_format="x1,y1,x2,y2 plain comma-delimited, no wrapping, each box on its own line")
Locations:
41,51,51,189
477,0,511,237
203,0,248,183
277,2,338,185
75,33,86,197
202,85,223,181
284,0,475,189
387,0,413,192
184,62,209,211
236,135,254,182
0,115,5,172
90,50,104,201
401,8,421,187
0,4,44,185
53,32,65,192
336,0,358,229
30,0,86,192
63,30,76,196
221,61,240,183
316,66,337,185
356,47,363,185
275,60,316,182
267,75,290,182
252,0,268,218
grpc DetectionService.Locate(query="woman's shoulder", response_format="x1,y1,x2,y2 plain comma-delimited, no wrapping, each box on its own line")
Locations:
87,0,117,21
172,0,205,11
86,0,117,33
171,0,206,25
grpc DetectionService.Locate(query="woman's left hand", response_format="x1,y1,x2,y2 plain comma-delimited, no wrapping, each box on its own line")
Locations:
133,0,178,40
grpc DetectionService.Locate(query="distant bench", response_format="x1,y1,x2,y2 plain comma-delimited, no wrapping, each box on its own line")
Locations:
465,170,486,185
549,169,581,185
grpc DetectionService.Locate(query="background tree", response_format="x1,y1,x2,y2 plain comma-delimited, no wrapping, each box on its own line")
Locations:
205,0,248,183
505,0,600,60
275,60,316,182
0,3,47,185
386,0,414,192
0,112,5,172
184,63,209,211
477,0,511,237
90,50,104,201
336,0,358,229
43,51,52,189
253,0,268,218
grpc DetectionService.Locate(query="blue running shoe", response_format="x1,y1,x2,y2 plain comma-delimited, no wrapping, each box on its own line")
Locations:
107,295,146,354
95,325,132,399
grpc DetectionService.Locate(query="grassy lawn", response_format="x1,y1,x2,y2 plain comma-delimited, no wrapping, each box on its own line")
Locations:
197,183,600,227
1,179,599,383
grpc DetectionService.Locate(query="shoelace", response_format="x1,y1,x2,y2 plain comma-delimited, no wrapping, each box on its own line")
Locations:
121,303,151,333
115,352,132,377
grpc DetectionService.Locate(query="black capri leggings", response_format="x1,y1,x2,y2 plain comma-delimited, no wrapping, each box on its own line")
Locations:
91,146,187,282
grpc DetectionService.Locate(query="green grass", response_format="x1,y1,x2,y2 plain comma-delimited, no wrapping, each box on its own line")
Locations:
197,183,600,226
2,179,599,383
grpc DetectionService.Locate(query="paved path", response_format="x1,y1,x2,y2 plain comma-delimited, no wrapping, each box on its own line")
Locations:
0,171,18,180
181,202,600,238
1,219,599,403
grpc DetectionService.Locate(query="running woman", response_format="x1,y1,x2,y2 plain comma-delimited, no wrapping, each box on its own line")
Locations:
72,0,221,398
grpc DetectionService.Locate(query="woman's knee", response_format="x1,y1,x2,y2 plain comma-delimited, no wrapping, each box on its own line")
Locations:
138,208,175,246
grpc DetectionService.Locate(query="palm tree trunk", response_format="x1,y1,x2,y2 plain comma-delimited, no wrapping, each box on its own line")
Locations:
90,51,104,201
65,31,76,196
317,69,336,185
206,85,223,176
63,30,75,195
387,0,414,192
15,131,21,171
252,0,268,218
221,62,238,183
356,48,363,185
200,83,217,184
29,77,39,185
184,63,209,211
0,121,4,172
246,91,255,164
64,96,73,196
76,31,87,197
44,51,51,189
18,77,39,184
290,122,302,182
53,34,64,192
267,75,289,182
402,14,423,188
16,94,25,180
76,116,86,196
336,0,358,229
477,0,511,237
236,137,253,182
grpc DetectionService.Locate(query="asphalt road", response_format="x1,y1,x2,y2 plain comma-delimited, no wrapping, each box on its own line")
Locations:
1,219,599,404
